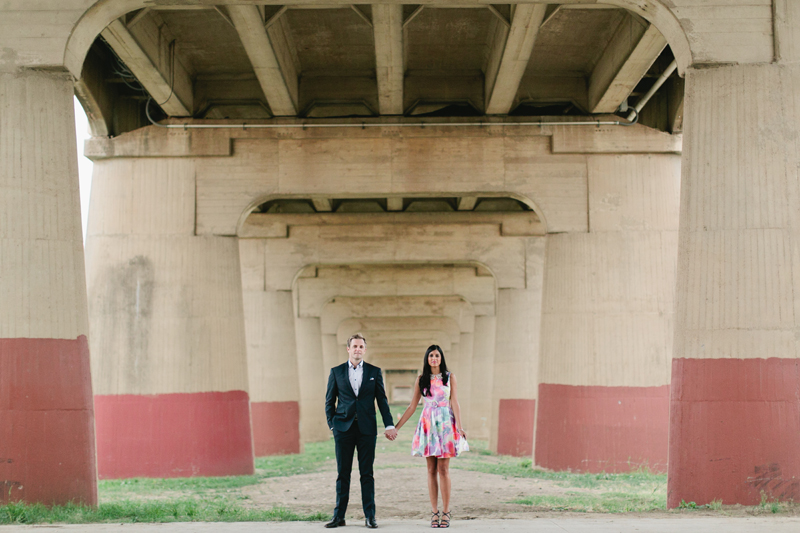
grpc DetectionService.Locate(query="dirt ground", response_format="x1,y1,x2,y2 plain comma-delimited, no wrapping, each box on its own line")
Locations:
240,447,798,521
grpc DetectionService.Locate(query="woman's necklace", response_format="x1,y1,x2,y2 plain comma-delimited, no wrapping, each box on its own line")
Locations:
431,372,442,379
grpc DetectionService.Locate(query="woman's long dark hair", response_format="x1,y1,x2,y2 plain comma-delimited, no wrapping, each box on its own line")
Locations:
419,345,449,397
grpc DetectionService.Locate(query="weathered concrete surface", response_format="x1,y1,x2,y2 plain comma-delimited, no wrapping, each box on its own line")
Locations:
0,70,97,506
669,62,800,508
2,518,800,532
536,153,680,474
85,157,254,479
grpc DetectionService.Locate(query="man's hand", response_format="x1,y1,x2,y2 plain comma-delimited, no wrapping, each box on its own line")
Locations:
384,428,398,441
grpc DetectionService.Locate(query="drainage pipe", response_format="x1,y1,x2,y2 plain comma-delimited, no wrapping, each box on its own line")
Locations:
146,99,639,130
627,60,678,122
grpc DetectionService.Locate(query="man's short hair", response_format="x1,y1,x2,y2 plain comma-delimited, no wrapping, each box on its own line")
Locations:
347,333,367,348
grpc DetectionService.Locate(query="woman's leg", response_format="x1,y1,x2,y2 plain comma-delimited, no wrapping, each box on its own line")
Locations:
426,457,439,512
438,458,451,513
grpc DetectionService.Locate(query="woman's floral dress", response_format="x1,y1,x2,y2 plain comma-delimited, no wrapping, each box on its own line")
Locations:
412,372,469,458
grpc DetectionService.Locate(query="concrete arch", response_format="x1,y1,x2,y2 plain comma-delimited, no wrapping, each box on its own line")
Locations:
64,1,692,79
236,191,549,237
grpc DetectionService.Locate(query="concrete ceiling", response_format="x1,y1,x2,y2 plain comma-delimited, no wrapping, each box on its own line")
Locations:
79,3,681,136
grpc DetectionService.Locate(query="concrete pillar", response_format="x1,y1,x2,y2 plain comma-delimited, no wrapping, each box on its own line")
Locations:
537,154,679,474
669,62,800,506
469,316,496,441
322,333,342,372
0,70,97,505
244,290,301,456
294,316,330,442
490,238,545,456
85,158,253,478
453,332,474,429
240,240,301,456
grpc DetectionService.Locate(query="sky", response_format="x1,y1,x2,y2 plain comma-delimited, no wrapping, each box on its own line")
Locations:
73,96,94,242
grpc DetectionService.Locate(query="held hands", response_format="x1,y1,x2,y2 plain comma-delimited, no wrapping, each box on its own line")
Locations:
457,428,467,438
384,428,398,441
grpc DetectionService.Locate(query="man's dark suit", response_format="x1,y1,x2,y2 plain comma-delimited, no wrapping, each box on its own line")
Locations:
325,361,394,521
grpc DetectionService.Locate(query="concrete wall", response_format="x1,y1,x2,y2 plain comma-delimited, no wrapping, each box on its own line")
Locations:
537,154,680,473
85,157,254,478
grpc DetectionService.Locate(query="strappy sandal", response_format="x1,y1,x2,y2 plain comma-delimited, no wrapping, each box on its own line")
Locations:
430,510,440,528
440,511,451,528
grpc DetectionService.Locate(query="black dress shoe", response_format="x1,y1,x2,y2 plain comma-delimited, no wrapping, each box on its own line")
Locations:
324,517,346,528
365,517,378,528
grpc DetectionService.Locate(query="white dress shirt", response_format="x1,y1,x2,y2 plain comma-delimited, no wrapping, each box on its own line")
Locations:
347,360,394,430
348,360,364,397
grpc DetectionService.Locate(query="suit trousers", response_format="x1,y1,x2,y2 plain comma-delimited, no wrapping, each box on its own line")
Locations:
333,422,377,519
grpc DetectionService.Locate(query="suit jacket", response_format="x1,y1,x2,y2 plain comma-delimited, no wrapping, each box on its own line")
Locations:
325,361,394,435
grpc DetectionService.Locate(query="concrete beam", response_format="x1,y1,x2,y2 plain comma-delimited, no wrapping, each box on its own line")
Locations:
485,4,548,115
387,197,404,211
100,15,193,117
311,197,333,212
457,196,478,211
228,4,298,116
587,15,667,114
373,5,404,115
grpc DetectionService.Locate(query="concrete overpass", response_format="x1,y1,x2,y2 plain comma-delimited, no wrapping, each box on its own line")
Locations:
1,0,798,512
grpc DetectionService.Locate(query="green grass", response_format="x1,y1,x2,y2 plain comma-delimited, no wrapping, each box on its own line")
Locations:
512,491,665,513
99,440,337,498
0,500,327,525
1,405,674,522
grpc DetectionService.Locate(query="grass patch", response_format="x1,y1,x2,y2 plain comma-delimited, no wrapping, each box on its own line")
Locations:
512,491,665,513
99,440,338,499
0,500,327,525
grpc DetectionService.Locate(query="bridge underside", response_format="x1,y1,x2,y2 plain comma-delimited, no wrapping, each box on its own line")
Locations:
3,0,800,512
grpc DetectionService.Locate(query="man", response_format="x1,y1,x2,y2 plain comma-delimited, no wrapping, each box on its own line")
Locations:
324,333,397,529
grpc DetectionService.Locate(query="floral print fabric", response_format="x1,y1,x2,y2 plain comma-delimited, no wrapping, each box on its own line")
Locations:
412,372,469,458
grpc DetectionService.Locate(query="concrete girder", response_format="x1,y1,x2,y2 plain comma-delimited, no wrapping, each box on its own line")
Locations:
294,264,495,319
100,13,193,116
485,4,548,115
372,4,404,115
63,1,695,86
320,295,476,335
359,330,453,351
337,317,463,344
587,14,667,114
227,4,299,116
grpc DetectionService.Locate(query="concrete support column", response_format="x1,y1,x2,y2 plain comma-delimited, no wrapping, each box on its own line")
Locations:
294,316,330,442
454,332,474,429
240,240,300,456
244,290,301,456
469,316,496,441
536,154,679,474
0,70,97,505
490,239,545,456
669,63,800,506
322,334,342,372
86,158,254,478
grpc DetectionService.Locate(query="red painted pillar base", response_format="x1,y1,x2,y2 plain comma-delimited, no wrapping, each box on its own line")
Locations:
0,336,98,506
535,384,669,473
497,399,536,456
94,391,255,479
251,401,300,456
668,358,800,507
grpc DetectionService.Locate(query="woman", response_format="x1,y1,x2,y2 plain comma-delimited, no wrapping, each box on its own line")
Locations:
394,345,468,528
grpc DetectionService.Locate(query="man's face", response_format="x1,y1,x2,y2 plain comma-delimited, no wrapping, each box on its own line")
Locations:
347,339,366,367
